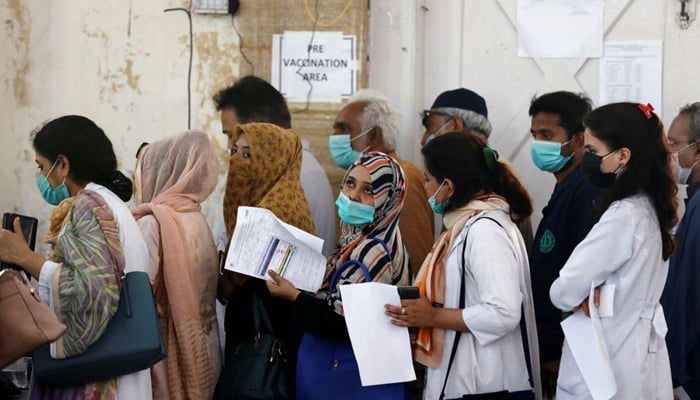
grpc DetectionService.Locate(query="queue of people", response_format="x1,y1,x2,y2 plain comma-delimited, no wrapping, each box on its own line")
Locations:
0,75,698,400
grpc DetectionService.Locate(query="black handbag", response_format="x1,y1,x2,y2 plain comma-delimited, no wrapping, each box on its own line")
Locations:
32,271,166,386
441,217,535,400
213,291,290,400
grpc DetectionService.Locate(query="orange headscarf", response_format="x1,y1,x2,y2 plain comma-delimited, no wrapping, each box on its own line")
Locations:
223,122,315,237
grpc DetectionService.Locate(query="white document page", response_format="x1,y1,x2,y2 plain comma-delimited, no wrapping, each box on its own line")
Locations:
339,282,416,386
224,206,327,293
560,284,617,400
599,40,663,116
675,386,691,400
517,0,603,58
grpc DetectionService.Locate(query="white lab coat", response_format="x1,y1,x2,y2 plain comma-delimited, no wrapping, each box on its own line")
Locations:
550,194,672,399
424,210,540,400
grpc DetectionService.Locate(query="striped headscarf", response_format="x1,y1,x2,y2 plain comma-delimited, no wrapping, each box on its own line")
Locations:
223,122,315,237
323,152,409,311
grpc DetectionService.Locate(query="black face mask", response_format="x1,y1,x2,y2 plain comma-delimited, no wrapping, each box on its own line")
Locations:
581,151,618,188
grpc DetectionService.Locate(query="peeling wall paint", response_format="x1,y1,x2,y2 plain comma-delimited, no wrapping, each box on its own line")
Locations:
0,1,241,252
4,0,31,104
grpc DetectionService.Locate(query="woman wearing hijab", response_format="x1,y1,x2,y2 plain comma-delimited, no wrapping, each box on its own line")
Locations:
131,130,221,399
385,133,541,399
219,122,315,396
267,152,411,399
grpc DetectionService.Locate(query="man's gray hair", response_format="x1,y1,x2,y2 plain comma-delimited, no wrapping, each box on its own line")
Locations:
347,89,400,152
680,102,700,142
433,107,492,139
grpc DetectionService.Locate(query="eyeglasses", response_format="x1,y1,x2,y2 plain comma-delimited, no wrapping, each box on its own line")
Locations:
420,110,452,128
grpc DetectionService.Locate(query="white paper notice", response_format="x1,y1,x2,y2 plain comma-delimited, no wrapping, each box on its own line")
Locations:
271,31,357,103
224,206,327,293
599,40,663,116
517,0,603,58
560,284,617,400
339,283,416,386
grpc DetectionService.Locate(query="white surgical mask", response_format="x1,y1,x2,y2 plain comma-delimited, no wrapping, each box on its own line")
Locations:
424,119,454,145
673,143,699,184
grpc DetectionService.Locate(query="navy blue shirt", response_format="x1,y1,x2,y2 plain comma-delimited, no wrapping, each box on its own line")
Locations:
662,181,700,397
529,165,604,363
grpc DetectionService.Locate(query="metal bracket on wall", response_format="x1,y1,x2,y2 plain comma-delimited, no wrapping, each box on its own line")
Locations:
677,0,696,30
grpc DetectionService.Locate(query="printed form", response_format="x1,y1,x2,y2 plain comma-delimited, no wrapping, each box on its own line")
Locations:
224,206,327,293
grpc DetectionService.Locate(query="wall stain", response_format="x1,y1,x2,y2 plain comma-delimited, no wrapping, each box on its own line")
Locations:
4,0,32,104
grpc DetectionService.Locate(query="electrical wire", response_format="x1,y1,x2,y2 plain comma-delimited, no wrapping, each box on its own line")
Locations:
303,0,355,28
164,7,193,129
293,0,320,112
231,15,255,76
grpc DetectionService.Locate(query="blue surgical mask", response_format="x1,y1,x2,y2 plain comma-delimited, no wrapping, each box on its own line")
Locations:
328,128,372,169
428,181,447,214
36,159,70,206
530,139,572,173
335,191,375,226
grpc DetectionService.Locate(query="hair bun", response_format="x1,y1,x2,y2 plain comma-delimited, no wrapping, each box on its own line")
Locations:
109,171,133,201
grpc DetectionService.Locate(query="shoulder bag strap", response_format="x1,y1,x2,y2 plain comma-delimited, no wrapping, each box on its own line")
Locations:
252,290,276,336
439,227,469,400
440,215,527,399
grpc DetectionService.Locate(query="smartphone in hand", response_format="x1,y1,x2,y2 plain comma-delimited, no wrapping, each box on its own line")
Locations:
1,213,38,272
398,286,420,300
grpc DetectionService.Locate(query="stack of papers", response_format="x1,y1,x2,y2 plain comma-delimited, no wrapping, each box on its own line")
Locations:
224,207,327,292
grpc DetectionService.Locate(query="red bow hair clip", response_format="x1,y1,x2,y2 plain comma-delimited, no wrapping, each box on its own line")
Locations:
638,103,655,119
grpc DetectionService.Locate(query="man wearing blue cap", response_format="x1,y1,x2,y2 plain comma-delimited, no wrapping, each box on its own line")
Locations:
421,88,493,145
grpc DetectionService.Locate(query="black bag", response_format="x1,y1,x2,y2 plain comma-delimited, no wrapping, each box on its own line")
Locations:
32,271,166,386
441,217,535,400
213,291,290,400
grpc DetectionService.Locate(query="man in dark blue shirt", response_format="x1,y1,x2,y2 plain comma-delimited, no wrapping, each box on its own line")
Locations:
662,102,700,400
528,91,603,398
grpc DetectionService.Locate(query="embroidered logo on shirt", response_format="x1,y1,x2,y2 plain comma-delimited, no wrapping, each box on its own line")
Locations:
539,229,556,253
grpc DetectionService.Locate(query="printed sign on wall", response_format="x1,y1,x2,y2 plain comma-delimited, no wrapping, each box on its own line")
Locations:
272,31,357,103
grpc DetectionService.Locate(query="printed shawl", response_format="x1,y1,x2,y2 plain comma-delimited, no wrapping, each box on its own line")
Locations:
223,122,314,236
322,152,409,312
131,130,219,400
32,190,124,400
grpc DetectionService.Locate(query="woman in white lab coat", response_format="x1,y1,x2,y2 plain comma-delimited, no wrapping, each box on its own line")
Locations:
386,133,542,400
549,102,677,399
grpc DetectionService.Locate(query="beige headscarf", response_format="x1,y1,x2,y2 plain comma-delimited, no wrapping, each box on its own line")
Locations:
131,130,219,399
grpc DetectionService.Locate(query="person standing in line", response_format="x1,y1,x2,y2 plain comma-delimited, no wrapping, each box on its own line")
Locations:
661,102,700,400
132,130,221,399
387,133,541,399
527,91,603,398
550,102,676,399
0,115,152,399
331,89,433,281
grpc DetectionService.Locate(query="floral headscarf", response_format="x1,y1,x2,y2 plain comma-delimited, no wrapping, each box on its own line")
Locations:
324,152,409,311
223,122,314,237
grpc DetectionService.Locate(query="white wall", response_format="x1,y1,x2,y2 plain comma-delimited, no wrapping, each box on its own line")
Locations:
1,0,240,249
369,0,700,227
4,0,700,244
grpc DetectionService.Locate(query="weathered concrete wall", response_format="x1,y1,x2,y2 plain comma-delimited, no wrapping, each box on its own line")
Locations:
1,0,240,250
